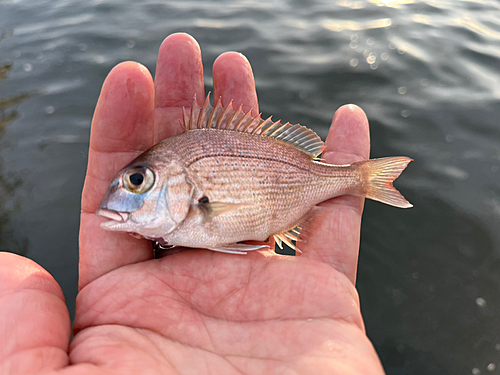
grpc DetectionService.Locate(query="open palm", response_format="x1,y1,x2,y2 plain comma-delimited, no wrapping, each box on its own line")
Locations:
1,33,385,374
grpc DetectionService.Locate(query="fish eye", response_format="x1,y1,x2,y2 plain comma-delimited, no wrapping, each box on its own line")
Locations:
123,167,154,193
129,173,144,186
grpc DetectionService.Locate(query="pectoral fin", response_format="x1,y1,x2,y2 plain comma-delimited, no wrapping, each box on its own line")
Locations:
199,201,251,218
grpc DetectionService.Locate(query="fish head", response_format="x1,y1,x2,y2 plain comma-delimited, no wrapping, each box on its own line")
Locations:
96,160,193,238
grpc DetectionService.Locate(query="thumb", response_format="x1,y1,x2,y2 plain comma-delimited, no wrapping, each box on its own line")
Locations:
0,252,70,373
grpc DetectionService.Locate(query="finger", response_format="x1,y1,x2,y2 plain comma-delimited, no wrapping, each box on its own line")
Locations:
0,252,70,373
213,52,259,115
79,62,155,289
301,105,370,284
154,33,204,142
82,61,155,212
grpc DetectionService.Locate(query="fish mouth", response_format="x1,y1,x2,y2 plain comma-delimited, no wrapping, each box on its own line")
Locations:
96,208,130,223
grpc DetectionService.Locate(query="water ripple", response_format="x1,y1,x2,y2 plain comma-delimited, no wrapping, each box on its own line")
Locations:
15,14,94,36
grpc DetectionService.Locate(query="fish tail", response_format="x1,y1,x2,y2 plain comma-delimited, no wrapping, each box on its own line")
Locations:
355,157,413,208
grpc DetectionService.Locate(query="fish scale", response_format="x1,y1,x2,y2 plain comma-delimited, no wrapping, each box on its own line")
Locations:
160,129,362,248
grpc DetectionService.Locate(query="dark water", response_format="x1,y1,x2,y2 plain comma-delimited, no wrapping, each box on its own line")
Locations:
1,0,499,373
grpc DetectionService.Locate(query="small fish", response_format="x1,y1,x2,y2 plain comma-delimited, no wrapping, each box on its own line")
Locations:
97,96,412,254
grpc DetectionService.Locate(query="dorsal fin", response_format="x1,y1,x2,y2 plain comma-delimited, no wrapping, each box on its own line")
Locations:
182,94,325,158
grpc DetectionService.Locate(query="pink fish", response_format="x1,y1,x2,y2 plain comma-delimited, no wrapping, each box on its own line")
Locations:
97,96,412,254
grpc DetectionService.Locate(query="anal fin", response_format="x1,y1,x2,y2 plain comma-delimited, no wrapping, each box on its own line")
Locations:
273,225,304,254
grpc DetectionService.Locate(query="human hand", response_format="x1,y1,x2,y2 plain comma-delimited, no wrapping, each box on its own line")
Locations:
0,33,385,374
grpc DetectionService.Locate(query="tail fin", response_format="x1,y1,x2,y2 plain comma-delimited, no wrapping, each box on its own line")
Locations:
356,157,413,208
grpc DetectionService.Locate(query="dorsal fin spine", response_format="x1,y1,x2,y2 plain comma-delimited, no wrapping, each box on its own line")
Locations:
216,101,232,129
182,107,189,130
251,116,272,135
243,113,261,133
213,101,225,128
260,121,274,135
221,104,236,130
233,108,249,131
189,95,198,130
197,95,210,129
207,98,218,128
227,105,241,130
239,111,254,131
198,94,211,128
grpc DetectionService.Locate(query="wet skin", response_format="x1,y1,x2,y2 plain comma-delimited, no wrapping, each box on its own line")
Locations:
0,33,385,374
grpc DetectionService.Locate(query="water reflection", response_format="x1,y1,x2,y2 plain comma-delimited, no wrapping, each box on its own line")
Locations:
0,31,29,254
